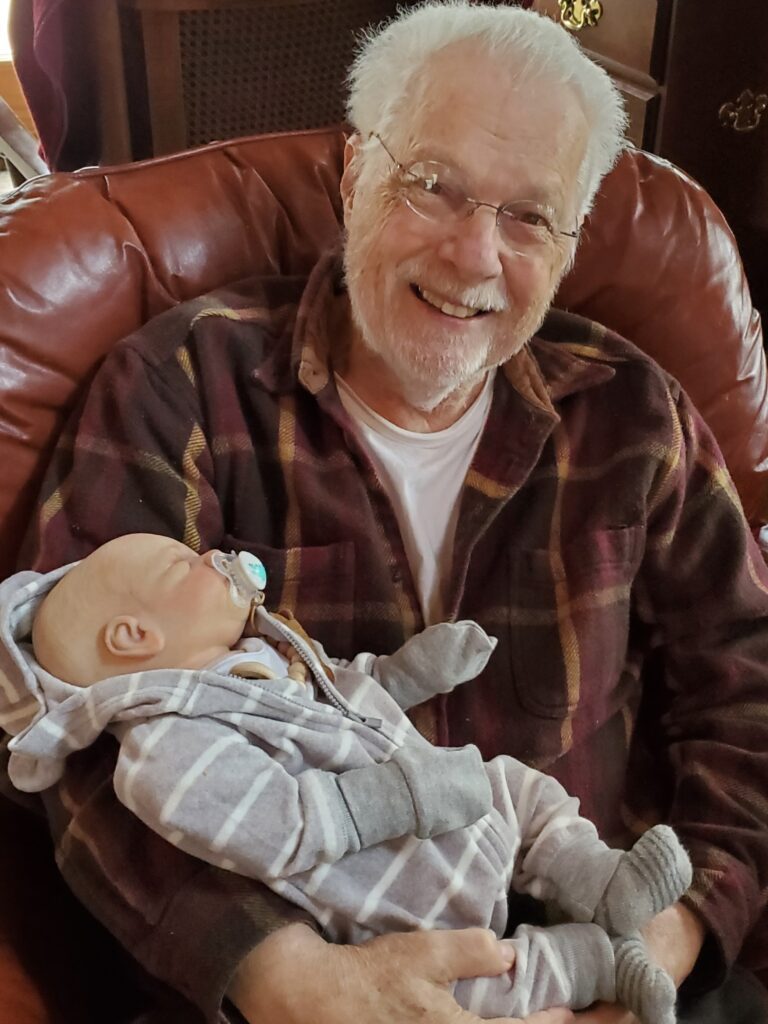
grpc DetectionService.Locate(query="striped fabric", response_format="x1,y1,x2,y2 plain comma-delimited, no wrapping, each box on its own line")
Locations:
17,251,768,1016
0,578,640,1017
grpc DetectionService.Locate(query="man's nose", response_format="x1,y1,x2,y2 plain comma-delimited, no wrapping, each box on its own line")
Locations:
437,206,504,280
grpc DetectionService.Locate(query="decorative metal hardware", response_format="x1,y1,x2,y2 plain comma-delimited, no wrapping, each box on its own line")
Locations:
719,89,768,133
557,0,603,31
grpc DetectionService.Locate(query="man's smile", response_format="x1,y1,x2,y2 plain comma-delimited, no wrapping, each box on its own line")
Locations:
411,283,493,320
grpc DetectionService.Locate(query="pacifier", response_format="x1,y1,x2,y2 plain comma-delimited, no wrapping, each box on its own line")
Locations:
211,550,268,608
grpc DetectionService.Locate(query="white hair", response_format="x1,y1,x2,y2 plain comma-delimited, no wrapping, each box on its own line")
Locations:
346,1,627,216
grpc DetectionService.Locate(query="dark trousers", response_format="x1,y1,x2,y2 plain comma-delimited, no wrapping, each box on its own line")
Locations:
678,967,768,1023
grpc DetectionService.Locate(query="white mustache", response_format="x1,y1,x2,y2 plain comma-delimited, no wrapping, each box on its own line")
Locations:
401,263,508,314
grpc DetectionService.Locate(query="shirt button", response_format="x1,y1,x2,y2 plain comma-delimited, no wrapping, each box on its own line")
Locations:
391,567,402,583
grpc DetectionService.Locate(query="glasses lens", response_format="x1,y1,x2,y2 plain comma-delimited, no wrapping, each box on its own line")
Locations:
498,202,557,251
400,161,467,221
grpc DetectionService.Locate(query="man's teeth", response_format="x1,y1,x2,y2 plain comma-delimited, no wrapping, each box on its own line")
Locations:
417,286,483,319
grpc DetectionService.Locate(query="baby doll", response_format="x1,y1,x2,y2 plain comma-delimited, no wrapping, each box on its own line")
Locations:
0,533,693,1023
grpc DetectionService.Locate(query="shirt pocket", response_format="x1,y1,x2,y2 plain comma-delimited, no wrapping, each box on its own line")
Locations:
220,534,356,657
508,526,643,719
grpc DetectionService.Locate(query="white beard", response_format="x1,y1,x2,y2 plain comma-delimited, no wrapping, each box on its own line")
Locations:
346,255,549,412
348,301,493,411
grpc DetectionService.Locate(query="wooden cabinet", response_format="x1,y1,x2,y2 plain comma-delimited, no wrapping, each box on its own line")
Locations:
659,2,768,323
533,0,658,74
530,0,768,319
530,0,672,150
92,0,402,164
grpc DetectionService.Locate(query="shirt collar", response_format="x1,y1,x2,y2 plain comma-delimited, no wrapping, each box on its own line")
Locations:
251,249,342,396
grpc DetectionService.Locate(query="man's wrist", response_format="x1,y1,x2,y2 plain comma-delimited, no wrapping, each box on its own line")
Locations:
642,902,706,986
227,923,322,1019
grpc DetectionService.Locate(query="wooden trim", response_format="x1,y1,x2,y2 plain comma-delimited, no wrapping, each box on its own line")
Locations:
88,0,134,163
583,49,660,101
141,10,187,154
121,0,316,11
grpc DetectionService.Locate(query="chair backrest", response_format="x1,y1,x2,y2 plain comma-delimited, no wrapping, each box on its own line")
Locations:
0,127,765,582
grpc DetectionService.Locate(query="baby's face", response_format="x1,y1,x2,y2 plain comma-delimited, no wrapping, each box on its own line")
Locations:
34,534,255,684
102,534,251,661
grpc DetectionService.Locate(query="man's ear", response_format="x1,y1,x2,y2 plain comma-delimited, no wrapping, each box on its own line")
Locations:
340,133,363,219
103,616,165,660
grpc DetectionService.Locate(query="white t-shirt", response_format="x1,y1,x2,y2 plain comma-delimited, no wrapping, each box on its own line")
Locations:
210,637,290,677
336,372,495,624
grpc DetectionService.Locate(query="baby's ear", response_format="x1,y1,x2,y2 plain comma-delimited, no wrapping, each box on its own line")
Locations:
103,616,165,659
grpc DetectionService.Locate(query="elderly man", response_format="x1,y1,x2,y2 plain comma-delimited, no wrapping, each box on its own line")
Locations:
23,3,768,1024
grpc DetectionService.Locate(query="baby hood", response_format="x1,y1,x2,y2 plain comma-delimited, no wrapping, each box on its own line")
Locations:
0,564,86,791
0,563,180,793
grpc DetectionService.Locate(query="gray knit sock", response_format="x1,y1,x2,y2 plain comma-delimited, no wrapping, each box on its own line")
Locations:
593,825,692,934
613,934,677,1024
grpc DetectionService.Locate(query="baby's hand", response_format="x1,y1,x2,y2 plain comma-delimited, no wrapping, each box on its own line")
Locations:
287,660,309,684
273,638,309,684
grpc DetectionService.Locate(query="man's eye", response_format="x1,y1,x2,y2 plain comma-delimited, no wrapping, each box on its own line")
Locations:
510,208,554,233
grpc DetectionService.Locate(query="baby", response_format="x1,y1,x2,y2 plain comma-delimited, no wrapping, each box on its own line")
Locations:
0,533,693,1022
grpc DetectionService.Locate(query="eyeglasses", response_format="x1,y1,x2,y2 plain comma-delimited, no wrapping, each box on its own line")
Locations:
370,133,579,257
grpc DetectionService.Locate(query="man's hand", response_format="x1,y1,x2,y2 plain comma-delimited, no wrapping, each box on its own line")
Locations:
574,1006,634,1023
575,902,706,1023
228,923,574,1024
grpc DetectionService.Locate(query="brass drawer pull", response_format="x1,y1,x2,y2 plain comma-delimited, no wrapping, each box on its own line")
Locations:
558,0,603,31
719,89,768,133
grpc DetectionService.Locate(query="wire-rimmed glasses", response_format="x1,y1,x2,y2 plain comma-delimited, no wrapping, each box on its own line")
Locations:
371,133,579,258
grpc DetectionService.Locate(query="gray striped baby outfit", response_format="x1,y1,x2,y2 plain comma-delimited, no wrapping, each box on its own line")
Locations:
0,566,686,1022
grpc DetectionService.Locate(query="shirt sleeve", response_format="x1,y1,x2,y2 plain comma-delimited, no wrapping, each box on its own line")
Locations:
636,383,768,975
111,714,492,876
34,733,316,1022
27,325,225,570
21,322,311,1021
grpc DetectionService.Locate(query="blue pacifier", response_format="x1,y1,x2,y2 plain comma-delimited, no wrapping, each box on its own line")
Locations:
211,550,268,607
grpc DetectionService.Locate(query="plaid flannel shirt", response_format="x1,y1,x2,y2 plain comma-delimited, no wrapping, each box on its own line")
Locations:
21,251,768,1019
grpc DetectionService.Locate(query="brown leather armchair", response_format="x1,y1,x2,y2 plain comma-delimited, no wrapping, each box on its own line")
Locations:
0,128,766,1021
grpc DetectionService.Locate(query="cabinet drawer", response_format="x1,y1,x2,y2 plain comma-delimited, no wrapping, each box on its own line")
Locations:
531,0,659,77
658,1,768,315
659,2,768,227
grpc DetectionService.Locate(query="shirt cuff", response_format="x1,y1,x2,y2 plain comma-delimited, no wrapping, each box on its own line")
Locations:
137,865,319,1024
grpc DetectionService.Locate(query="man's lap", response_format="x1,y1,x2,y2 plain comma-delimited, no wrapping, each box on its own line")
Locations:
678,966,768,1024
156,964,768,1023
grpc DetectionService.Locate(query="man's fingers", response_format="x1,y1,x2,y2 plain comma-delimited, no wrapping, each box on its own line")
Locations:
372,927,514,984
522,1010,575,1024
234,925,568,1024
575,1004,636,1022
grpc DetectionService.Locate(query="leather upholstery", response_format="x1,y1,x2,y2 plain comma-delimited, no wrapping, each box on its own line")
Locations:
0,127,765,1020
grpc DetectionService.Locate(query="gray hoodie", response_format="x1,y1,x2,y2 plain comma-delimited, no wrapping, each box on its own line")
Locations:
0,564,668,1021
